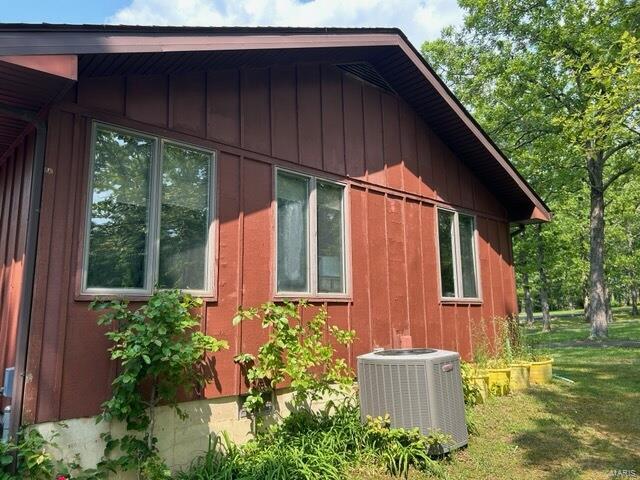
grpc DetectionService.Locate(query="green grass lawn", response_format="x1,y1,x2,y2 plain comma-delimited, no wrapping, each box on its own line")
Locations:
353,311,640,479
442,311,640,480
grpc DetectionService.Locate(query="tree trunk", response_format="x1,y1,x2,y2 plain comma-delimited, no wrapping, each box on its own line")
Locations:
583,284,590,322
523,270,535,326
587,152,608,338
517,231,535,326
535,224,551,332
631,286,639,316
606,288,614,324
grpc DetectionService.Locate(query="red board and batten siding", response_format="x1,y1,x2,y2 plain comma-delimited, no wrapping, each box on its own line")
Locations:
0,131,34,413
22,63,517,424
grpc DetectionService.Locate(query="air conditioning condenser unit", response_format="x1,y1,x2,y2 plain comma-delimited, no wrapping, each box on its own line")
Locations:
357,348,468,451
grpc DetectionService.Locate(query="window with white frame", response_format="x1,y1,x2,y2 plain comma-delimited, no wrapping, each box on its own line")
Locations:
437,209,479,299
82,123,215,295
276,169,347,296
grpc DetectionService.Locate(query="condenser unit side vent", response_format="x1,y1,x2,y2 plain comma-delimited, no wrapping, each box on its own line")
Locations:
431,360,467,446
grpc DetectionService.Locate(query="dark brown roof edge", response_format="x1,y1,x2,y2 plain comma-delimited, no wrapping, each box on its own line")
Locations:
0,23,402,35
0,22,550,221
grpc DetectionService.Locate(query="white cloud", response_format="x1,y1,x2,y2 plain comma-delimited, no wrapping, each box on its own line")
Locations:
108,0,463,47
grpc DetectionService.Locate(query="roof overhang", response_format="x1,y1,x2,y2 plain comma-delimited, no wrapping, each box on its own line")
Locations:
0,24,550,223
0,53,76,162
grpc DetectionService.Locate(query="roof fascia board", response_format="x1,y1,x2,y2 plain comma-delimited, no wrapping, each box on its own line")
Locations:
0,32,399,56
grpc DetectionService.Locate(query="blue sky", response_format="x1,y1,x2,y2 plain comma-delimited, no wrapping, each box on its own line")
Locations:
0,0,464,47
1,1,130,25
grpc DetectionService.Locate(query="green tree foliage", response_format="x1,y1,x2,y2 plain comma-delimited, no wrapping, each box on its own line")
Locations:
422,0,640,336
606,171,640,314
90,290,228,478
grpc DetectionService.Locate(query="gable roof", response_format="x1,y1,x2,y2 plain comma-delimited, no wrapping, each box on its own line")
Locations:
0,23,550,223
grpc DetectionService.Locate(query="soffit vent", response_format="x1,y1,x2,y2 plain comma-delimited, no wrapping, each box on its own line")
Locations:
336,62,396,94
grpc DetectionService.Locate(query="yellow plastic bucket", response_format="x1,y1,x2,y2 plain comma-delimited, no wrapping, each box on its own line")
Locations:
487,368,510,396
508,362,531,392
529,358,553,384
471,373,490,403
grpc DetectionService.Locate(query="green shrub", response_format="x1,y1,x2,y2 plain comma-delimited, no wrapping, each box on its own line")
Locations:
0,429,62,480
0,428,104,480
177,400,447,480
180,433,241,480
91,290,228,479
473,315,549,365
460,362,483,407
364,414,446,478
464,407,479,436
232,300,355,416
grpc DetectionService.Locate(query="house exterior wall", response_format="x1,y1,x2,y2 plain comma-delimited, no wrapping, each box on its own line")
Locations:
0,130,35,411
22,62,517,425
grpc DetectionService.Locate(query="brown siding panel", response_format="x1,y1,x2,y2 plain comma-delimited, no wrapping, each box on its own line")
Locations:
77,76,125,115
297,64,322,170
126,74,168,127
444,147,462,207
170,71,206,138
0,132,33,414
400,103,419,195
404,200,426,348
238,158,271,392
420,204,442,347
320,65,345,176
416,120,434,198
382,94,402,191
206,151,242,397
385,196,408,346
362,86,385,185
342,76,365,179
270,65,298,163
349,187,372,359
207,69,241,146
326,303,350,366
488,219,506,319
367,191,391,348
241,69,271,156
459,163,475,210
430,132,448,202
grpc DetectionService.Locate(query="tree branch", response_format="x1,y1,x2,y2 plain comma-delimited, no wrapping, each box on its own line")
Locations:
624,123,640,137
602,138,639,161
512,129,554,150
604,165,635,191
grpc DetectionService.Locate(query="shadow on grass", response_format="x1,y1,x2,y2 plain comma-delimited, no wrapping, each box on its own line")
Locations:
511,348,640,479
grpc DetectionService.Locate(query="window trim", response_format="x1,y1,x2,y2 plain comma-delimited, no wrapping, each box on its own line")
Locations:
80,121,217,298
273,167,351,301
435,207,482,303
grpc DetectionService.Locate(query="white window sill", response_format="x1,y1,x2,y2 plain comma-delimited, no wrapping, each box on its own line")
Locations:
75,291,217,302
440,298,483,305
273,294,352,303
